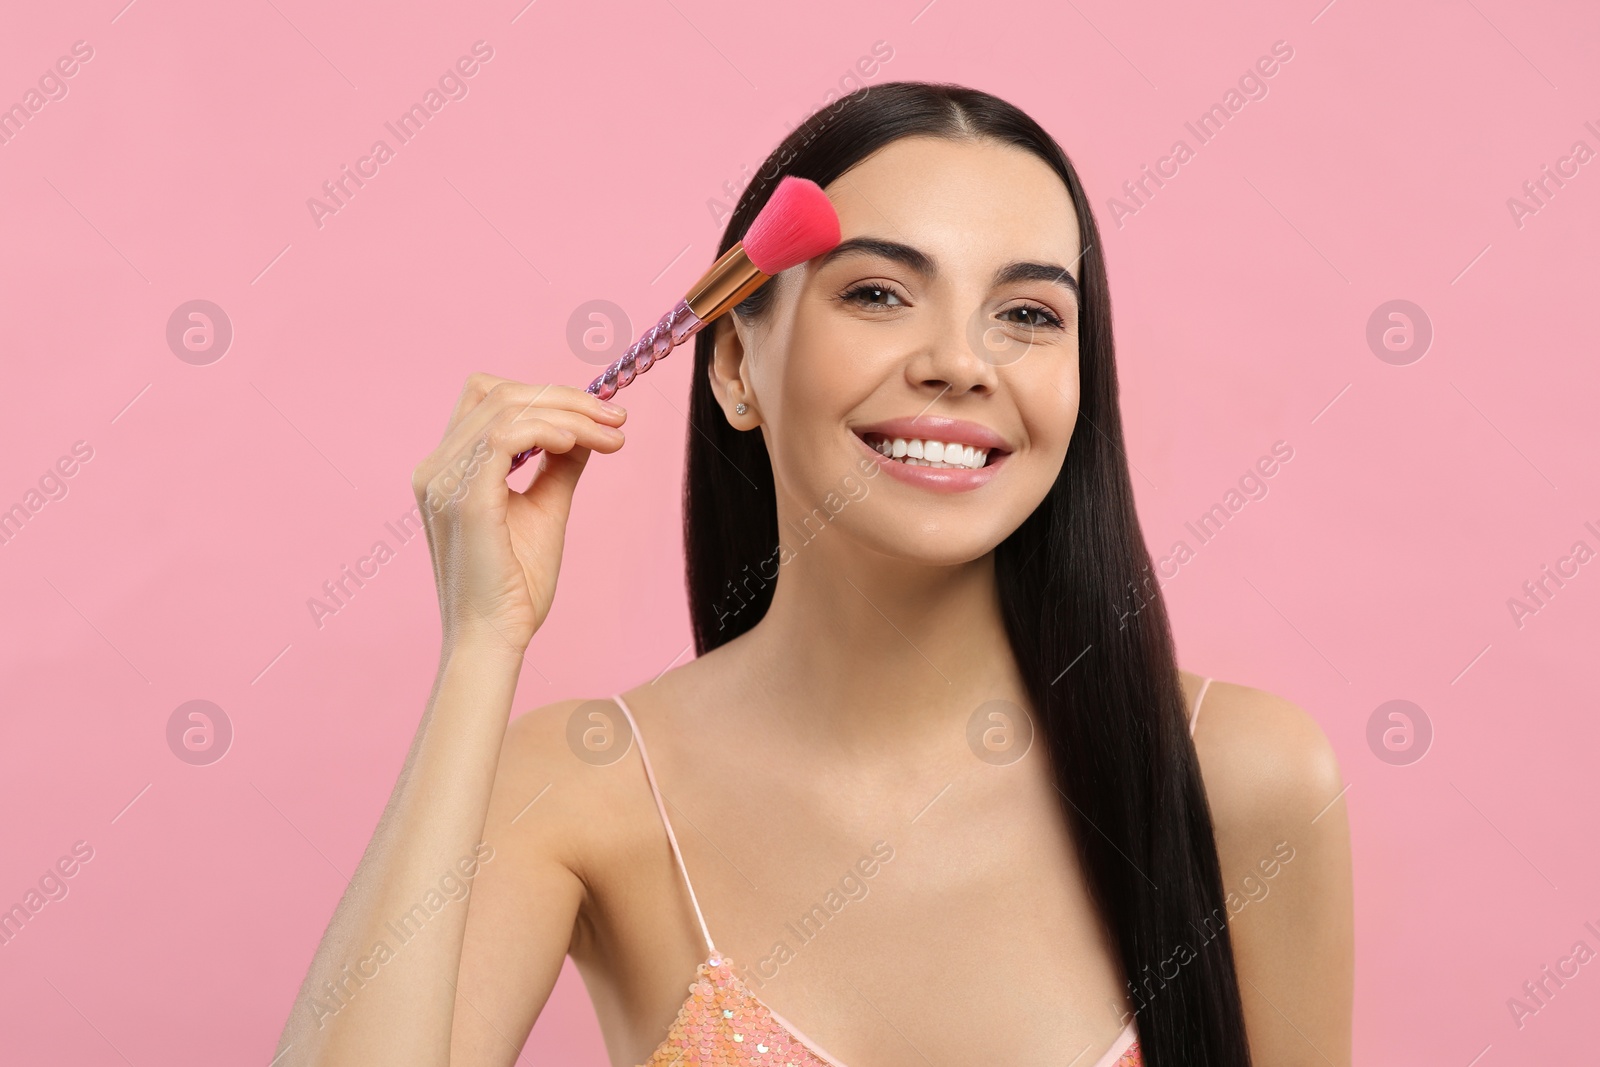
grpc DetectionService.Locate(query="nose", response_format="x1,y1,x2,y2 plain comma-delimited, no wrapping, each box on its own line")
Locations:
905,304,1001,398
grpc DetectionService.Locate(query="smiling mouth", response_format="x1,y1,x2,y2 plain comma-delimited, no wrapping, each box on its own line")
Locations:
855,430,1008,470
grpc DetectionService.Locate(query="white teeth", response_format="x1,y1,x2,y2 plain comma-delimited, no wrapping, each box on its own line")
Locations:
866,434,990,470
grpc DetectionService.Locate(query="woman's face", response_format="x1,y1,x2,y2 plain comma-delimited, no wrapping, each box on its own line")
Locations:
713,134,1083,566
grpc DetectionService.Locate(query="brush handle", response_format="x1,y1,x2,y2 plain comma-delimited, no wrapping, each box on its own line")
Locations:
508,298,706,475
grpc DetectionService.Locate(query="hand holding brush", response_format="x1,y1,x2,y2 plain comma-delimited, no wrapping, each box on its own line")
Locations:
506,176,841,475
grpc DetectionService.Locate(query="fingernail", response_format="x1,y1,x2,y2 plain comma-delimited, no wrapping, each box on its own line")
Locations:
599,401,627,417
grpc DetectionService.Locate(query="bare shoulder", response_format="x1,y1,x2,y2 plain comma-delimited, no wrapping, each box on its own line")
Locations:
492,696,655,875
1185,676,1345,837
1182,673,1355,1066
490,657,724,879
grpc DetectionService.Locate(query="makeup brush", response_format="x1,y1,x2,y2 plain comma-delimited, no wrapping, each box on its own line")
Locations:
507,175,841,475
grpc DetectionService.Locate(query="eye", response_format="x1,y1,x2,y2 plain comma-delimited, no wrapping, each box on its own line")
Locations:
840,283,907,311
999,303,1066,330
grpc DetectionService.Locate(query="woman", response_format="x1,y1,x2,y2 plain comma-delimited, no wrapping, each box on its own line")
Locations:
276,81,1354,1067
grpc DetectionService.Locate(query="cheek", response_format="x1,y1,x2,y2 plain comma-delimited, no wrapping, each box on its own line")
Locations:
1016,360,1079,454
775,315,880,431
762,337,868,489
792,310,883,382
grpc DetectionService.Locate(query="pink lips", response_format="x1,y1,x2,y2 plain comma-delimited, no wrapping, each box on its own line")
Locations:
851,417,1012,493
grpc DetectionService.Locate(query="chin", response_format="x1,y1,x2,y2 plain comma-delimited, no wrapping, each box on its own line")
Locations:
849,520,1010,569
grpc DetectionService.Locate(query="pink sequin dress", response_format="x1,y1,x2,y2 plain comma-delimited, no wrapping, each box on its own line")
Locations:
609,677,1213,1067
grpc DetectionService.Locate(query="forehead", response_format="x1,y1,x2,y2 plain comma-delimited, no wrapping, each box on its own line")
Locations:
818,135,1082,274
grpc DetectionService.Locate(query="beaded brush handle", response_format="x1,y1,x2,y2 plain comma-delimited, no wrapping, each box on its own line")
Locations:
507,299,705,475
504,177,843,475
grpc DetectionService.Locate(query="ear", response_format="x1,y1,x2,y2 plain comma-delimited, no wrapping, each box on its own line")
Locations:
708,313,758,424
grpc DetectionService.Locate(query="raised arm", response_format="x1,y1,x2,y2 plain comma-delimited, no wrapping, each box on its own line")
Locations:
271,374,628,1066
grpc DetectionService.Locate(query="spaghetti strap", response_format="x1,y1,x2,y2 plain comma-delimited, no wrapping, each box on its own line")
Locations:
1190,676,1213,737
610,693,717,955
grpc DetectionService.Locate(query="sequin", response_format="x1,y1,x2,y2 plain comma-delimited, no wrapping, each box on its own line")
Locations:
636,953,841,1066
633,952,1143,1067
611,692,1151,1067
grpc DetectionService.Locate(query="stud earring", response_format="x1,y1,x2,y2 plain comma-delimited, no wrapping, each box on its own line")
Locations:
735,402,748,415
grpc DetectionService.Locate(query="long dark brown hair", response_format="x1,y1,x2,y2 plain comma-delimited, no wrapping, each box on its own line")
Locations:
681,80,1253,1066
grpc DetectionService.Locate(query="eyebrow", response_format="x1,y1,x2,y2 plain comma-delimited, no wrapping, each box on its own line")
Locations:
816,236,1080,298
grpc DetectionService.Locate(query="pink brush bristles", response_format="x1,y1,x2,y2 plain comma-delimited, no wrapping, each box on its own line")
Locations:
741,175,842,273
506,176,841,476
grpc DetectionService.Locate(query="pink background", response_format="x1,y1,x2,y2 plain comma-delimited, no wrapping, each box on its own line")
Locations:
2,0,1597,1062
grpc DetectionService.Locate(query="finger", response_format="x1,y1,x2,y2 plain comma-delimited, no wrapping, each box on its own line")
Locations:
448,390,625,475
417,414,584,518
496,382,624,434
451,377,624,441
426,381,625,482
423,406,623,509
479,405,625,480
512,438,593,503
444,372,514,437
